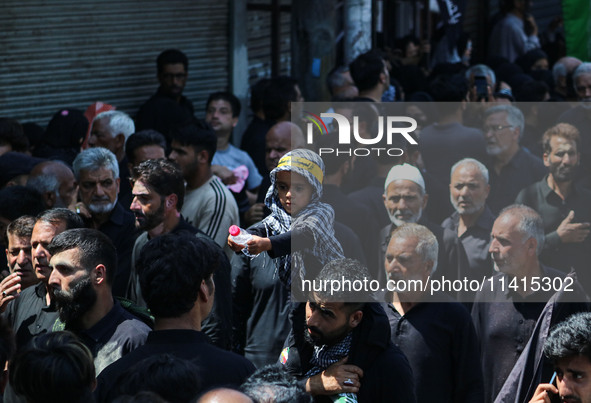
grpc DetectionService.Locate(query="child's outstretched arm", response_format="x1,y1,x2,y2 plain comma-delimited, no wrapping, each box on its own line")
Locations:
246,235,273,254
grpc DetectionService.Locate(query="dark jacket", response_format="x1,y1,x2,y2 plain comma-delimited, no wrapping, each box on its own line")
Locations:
281,303,416,403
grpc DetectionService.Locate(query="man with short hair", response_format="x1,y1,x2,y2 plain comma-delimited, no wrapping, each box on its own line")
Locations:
516,123,591,293
379,163,469,287
4,208,84,349
136,49,194,139
3,216,38,290
206,91,263,219
384,224,484,402
27,160,77,209
349,50,389,102
483,104,546,213
443,158,495,281
529,312,591,403
168,120,239,254
96,231,255,402
47,228,149,374
472,205,586,403
124,129,167,171
558,62,591,188
72,147,138,297
128,159,232,349
88,110,136,208
280,258,416,402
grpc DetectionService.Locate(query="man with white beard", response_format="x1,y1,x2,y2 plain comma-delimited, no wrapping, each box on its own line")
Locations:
442,158,495,281
72,148,138,298
379,163,469,290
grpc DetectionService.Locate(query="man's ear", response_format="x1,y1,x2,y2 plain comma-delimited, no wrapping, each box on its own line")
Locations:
43,191,56,209
93,264,107,285
165,193,178,210
197,149,209,164
114,133,126,150
349,310,363,329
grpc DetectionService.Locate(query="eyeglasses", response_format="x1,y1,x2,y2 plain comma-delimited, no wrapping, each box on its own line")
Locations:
483,125,514,133
576,85,591,93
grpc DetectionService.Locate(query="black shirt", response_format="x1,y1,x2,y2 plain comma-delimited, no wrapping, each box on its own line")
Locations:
5,282,58,350
97,201,139,298
60,300,150,375
516,176,591,293
95,329,255,402
441,206,496,281
384,294,484,403
471,266,569,403
486,148,546,214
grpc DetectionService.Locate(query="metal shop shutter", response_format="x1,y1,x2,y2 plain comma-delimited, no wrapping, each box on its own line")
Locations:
0,0,229,127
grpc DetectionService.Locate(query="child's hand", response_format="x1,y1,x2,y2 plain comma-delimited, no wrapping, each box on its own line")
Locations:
227,235,245,252
246,236,272,254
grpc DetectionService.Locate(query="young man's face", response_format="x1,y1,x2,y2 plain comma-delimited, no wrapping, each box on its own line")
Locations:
130,145,166,169
275,171,313,216
544,136,579,183
158,63,187,99
205,99,238,136
130,180,166,231
555,355,591,403
168,141,200,181
48,247,97,324
305,300,358,347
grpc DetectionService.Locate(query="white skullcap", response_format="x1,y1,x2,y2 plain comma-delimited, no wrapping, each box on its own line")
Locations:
384,163,425,192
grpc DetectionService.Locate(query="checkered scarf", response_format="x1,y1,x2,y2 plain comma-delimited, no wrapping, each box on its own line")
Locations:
305,332,353,377
262,149,344,287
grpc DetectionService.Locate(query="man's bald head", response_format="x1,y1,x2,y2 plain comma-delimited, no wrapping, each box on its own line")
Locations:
265,121,305,171
28,161,77,208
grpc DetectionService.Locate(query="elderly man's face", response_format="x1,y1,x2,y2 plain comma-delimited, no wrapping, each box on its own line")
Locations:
383,180,427,226
78,166,120,215
575,73,591,103
384,235,431,285
450,164,489,215
89,118,116,152
483,112,519,158
489,214,534,276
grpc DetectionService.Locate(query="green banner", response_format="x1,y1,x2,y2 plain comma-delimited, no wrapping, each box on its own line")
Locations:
563,0,591,60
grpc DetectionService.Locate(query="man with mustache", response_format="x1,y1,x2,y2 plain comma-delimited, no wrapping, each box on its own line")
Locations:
379,163,469,289
2,216,38,291
482,104,546,213
529,312,591,403
127,159,232,349
135,49,194,143
516,123,591,295
280,258,415,402
47,228,149,375
471,205,587,403
4,208,83,349
443,158,495,282
72,147,138,298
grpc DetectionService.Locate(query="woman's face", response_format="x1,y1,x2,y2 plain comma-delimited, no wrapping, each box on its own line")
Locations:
276,171,314,216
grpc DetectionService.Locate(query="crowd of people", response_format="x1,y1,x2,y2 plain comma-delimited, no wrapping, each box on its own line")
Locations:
0,2,590,401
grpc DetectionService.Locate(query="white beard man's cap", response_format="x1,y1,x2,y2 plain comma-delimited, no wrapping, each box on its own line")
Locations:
384,163,425,192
